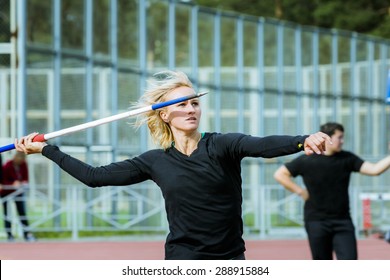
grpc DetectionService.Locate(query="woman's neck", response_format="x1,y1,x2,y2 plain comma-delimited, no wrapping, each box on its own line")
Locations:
173,132,202,156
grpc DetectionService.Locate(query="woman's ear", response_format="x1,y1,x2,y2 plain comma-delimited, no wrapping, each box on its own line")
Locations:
160,110,169,123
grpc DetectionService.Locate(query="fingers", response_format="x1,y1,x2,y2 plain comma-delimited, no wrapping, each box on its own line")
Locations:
14,132,43,154
304,132,332,155
303,134,323,155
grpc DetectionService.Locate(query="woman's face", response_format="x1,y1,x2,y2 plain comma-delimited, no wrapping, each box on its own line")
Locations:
160,86,202,133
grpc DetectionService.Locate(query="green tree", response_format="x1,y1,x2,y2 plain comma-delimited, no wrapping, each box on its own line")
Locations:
0,0,10,42
195,0,390,39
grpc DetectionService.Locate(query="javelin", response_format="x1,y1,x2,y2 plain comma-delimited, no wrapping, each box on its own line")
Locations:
0,91,208,153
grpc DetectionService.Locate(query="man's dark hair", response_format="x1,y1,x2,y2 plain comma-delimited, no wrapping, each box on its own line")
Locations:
320,122,344,137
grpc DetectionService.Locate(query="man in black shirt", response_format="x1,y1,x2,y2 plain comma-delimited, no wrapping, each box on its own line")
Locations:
14,70,331,260
0,154,2,193
274,122,390,260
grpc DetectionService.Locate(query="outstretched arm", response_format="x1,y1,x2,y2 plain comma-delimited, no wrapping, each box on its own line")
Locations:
273,165,309,200
359,155,390,176
14,132,148,187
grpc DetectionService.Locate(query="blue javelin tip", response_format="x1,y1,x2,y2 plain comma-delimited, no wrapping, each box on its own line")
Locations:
151,91,208,110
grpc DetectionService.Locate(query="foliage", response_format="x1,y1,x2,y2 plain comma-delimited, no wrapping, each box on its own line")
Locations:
0,0,10,42
195,0,390,39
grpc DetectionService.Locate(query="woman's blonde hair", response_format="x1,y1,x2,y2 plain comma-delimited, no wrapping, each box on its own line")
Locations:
132,70,194,149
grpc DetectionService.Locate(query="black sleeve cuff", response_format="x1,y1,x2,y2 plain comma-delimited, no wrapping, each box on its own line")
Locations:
295,135,309,151
42,144,60,158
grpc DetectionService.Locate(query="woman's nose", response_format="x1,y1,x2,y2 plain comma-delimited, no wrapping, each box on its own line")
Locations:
186,104,196,112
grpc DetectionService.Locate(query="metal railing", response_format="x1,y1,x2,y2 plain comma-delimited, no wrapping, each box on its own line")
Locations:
1,183,389,240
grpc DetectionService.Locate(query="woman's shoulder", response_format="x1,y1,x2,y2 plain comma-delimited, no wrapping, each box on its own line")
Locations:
203,132,248,152
133,149,165,166
205,132,245,140
140,148,165,157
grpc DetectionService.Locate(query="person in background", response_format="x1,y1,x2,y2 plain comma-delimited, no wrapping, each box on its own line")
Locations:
274,122,390,260
0,153,2,182
14,70,330,259
1,151,36,242
0,153,2,203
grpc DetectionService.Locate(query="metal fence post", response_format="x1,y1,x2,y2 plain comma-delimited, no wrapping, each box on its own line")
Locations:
71,185,79,241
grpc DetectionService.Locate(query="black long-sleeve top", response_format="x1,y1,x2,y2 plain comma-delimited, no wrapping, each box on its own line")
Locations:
42,132,308,259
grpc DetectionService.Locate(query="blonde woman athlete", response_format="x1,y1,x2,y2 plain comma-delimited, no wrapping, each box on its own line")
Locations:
15,70,331,260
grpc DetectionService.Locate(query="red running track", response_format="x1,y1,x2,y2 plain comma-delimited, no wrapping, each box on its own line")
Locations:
1,238,389,260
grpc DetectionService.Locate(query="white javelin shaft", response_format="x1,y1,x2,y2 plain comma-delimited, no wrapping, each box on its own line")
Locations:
44,106,151,140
